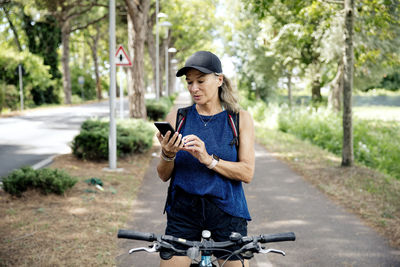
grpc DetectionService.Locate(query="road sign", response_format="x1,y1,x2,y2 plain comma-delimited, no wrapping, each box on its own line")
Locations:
115,45,132,66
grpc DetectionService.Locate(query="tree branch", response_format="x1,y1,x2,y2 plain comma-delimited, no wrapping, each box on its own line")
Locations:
66,4,97,21
1,5,22,51
319,0,344,5
70,13,107,32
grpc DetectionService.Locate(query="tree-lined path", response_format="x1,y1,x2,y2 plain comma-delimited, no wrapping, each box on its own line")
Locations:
117,93,400,267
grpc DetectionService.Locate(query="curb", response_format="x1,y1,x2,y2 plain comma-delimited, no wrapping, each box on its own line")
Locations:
32,155,56,170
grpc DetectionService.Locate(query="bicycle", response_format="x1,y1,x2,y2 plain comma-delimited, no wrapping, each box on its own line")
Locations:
118,229,295,267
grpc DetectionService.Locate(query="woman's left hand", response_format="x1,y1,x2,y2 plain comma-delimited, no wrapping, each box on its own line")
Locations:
181,134,211,166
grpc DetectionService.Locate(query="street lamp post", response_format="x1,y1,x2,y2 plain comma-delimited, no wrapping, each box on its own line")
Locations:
166,47,177,96
156,1,159,100
156,11,168,100
159,20,172,96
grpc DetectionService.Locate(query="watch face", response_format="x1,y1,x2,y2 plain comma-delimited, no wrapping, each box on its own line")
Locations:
212,154,220,161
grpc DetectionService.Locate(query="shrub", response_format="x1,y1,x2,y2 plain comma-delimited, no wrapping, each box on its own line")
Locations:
0,48,59,108
71,66,98,101
146,96,173,121
72,118,155,160
0,82,20,112
2,167,77,197
277,106,400,179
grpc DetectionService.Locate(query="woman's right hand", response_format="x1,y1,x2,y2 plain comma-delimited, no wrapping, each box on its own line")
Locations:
156,131,184,157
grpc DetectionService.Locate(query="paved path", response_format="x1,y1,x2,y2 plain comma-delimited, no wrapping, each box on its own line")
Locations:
116,92,400,266
0,100,119,178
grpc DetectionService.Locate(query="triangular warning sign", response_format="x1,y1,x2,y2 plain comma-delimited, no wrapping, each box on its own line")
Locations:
115,45,132,66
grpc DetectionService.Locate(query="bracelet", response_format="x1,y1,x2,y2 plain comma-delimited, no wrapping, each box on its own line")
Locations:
161,150,175,162
206,154,219,169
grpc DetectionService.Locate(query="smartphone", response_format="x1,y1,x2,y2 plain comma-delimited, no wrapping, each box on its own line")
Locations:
154,122,175,140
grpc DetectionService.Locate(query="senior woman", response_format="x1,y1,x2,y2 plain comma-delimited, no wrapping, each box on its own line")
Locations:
156,51,255,267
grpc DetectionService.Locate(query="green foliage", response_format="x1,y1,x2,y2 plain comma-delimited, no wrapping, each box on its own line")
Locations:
23,14,62,80
2,167,77,197
72,118,155,160
162,0,217,62
278,107,343,154
277,107,400,179
379,72,400,91
71,66,98,101
0,48,60,110
146,96,174,121
0,82,20,112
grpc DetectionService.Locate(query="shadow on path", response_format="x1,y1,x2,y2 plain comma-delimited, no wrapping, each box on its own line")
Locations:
117,93,400,267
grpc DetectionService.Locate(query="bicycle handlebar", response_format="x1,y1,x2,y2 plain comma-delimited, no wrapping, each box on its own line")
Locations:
118,230,157,242
118,229,295,247
260,232,296,243
118,229,296,263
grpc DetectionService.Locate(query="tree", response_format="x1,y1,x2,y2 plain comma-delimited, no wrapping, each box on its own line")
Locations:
35,0,107,104
125,0,151,118
219,0,279,101
247,0,340,103
145,0,217,99
341,0,354,166
85,22,107,100
1,1,23,52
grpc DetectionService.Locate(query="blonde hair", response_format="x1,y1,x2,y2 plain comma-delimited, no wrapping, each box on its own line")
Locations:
216,74,240,113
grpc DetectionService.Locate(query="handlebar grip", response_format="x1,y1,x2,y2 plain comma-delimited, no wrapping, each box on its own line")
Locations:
117,230,157,241
260,232,296,243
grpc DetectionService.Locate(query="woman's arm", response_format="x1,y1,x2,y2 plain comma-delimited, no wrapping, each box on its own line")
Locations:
156,110,184,182
181,110,255,184
211,110,255,183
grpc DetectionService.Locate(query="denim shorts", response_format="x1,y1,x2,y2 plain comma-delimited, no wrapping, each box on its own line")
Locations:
162,188,248,261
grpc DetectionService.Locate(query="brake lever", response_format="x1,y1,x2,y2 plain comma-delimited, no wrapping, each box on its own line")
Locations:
129,244,158,254
259,247,286,256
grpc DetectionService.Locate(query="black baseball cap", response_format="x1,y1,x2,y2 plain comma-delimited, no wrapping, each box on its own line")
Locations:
176,51,222,77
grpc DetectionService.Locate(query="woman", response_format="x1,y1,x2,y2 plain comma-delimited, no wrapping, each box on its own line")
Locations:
156,51,255,267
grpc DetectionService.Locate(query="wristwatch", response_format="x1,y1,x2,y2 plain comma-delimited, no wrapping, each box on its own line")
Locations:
206,154,219,169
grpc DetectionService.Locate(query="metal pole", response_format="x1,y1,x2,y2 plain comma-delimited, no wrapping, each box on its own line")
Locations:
119,67,124,119
109,0,117,169
165,46,168,97
18,64,24,111
155,0,159,100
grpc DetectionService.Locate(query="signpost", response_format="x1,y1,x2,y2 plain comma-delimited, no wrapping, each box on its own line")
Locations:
16,64,25,111
108,0,117,170
115,45,132,119
78,76,85,100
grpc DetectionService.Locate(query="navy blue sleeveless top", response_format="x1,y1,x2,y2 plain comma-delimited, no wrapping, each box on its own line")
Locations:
167,104,251,220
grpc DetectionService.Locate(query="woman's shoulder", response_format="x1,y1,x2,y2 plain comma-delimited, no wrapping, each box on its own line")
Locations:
239,109,253,120
238,109,254,130
165,105,194,130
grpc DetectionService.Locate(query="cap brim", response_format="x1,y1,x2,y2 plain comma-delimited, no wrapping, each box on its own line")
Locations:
176,66,213,77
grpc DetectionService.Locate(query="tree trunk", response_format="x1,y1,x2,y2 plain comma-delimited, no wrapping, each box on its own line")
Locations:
342,0,354,166
127,11,135,115
146,11,156,96
328,59,344,112
61,20,72,104
311,73,322,103
287,71,292,109
125,0,150,119
2,6,22,52
88,24,102,100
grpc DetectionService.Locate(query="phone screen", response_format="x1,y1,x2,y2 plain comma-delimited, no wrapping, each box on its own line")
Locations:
154,122,175,139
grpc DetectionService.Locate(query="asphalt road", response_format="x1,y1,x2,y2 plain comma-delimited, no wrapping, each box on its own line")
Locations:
117,93,400,267
0,100,125,179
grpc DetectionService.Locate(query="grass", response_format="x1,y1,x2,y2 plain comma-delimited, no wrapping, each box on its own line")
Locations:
0,149,154,266
354,106,400,121
255,126,400,248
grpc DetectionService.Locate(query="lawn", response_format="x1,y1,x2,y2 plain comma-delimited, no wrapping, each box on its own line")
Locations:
0,149,154,266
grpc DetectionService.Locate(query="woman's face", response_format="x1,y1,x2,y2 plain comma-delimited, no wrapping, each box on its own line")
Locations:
185,69,223,105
